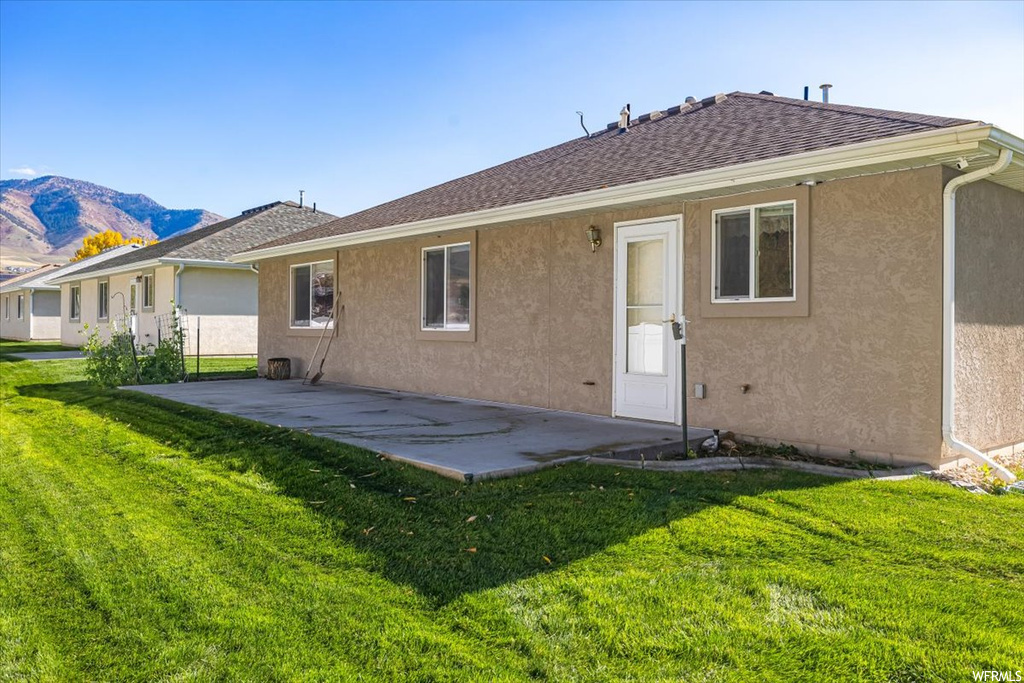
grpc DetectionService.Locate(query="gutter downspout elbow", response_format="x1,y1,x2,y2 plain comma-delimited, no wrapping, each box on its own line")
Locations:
942,147,1015,483
249,264,259,274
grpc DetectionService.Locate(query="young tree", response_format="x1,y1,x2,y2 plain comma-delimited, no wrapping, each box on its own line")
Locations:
71,230,156,262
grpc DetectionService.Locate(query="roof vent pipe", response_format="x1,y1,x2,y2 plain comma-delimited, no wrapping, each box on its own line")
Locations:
576,110,591,138
819,84,832,103
299,190,305,208
803,86,809,101
618,104,631,131
313,202,317,213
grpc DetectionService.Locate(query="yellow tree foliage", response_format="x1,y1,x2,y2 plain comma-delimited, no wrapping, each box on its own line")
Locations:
71,231,156,262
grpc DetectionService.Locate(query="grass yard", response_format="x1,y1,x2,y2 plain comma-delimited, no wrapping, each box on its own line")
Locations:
0,339,78,354
187,355,258,381
1,348,1022,681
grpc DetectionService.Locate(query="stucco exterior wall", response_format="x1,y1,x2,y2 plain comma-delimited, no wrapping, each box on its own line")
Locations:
687,168,944,465
59,266,258,355
258,167,948,466
180,268,258,315
29,290,61,340
953,175,1024,453
177,268,259,355
0,289,38,341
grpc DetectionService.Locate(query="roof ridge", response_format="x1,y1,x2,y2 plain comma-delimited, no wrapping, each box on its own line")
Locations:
602,93,727,133
728,91,975,129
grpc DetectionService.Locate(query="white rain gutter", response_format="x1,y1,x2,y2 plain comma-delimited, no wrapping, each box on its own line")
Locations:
48,258,162,285
942,147,1015,483
48,257,251,285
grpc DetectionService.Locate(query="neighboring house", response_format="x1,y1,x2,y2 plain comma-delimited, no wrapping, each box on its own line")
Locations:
0,245,142,342
50,201,335,355
231,91,1023,475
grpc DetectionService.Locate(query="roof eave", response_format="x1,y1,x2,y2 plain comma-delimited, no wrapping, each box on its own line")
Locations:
48,258,163,285
47,257,253,285
229,122,1007,263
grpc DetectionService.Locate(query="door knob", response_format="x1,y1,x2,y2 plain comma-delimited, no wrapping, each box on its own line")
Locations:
662,314,676,323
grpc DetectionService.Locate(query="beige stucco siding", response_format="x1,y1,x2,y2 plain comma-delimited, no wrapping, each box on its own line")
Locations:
58,266,257,355
60,282,85,347
1,291,29,340
258,167,949,466
0,288,56,340
30,290,62,340
953,175,1024,452
687,168,944,464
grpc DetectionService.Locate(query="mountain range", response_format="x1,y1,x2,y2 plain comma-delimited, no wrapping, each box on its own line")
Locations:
0,176,223,268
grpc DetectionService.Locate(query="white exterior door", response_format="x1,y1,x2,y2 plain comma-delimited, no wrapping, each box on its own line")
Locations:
614,217,681,422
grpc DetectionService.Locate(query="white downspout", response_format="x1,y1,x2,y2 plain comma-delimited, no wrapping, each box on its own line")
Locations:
174,263,186,308
942,148,1015,483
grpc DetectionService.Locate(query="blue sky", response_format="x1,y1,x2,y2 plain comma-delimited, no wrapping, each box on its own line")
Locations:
2,1,1022,219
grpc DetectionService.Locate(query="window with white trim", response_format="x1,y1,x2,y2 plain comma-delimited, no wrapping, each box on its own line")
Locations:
17,294,24,320
142,274,155,309
290,261,334,328
98,281,109,319
69,286,81,321
421,242,470,330
3,295,9,319
712,201,795,302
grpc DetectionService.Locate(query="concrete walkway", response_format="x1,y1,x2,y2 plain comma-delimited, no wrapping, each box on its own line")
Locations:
6,350,85,360
126,379,711,481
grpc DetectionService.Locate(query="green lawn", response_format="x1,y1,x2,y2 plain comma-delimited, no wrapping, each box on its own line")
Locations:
187,355,258,381
0,339,256,381
0,338,78,354
1,351,1022,681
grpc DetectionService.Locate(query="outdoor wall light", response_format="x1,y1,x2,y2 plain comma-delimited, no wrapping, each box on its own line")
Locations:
585,225,602,252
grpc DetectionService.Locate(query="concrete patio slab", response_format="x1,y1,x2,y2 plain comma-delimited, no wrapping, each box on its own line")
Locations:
6,350,85,360
125,379,711,481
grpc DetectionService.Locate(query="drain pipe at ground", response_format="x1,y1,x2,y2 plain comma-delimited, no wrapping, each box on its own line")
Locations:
942,147,1015,483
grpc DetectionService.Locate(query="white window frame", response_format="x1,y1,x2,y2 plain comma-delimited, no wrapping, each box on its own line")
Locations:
98,280,109,320
17,294,24,320
141,274,155,310
289,261,335,329
69,285,81,321
711,200,797,304
421,242,471,332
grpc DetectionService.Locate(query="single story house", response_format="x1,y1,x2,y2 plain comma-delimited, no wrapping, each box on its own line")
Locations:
0,244,142,342
230,91,1023,477
50,201,335,355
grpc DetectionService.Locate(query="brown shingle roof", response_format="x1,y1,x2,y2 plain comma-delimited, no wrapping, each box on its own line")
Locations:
246,92,974,252
67,201,336,278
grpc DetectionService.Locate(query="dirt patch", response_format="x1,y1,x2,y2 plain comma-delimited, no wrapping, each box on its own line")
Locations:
927,450,1024,493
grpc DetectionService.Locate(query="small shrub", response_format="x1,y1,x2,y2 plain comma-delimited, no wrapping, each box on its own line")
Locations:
82,314,185,388
82,324,141,388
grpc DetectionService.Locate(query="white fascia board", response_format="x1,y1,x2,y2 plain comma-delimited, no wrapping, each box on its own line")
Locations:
229,122,997,263
158,258,253,270
48,258,251,284
48,258,163,285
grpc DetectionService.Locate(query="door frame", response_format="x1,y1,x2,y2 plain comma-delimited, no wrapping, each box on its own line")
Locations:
611,213,684,424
